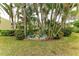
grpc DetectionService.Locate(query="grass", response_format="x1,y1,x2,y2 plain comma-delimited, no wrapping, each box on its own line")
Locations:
0,33,79,56
0,18,12,30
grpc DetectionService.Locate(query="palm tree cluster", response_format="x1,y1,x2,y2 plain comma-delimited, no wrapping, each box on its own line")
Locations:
0,3,78,40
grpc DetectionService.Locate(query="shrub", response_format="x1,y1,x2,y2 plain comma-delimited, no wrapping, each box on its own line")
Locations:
0,30,1,35
73,20,79,27
53,34,60,39
53,31,64,39
72,27,79,33
62,27,72,37
0,30,1,32
15,30,25,40
0,30,15,36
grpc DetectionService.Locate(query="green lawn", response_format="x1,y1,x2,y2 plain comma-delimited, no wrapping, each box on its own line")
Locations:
0,33,79,56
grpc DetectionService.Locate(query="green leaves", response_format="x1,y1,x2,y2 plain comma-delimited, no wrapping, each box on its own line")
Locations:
73,20,79,27
0,4,10,16
0,3,78,39
0,3,13,17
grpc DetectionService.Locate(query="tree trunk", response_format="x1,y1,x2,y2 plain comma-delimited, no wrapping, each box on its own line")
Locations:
23,4,27,39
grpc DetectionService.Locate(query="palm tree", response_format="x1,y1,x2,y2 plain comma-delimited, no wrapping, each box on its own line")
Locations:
0,3,15,29
21,3,27,39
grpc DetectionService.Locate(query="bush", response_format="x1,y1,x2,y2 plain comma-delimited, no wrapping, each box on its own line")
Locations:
15,30,25,40
53,31,64,39
0,30,15,36
72,27,79,33
73,20,79,27
53,34,60,39
0,30,1,35
62,27,72,37
0,30,1,32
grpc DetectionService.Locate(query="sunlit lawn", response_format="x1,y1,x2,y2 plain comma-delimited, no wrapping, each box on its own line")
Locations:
0,18,12,30
0,33,79,56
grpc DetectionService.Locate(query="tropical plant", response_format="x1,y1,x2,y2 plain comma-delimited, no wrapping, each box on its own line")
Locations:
0,3,15,29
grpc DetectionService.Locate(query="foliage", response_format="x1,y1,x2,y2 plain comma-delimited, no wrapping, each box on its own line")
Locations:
0,3,14,29
0,30,15,36
72,20,79,33
15,30,25,40
0,3,78,40
53,31,64,39
73,20,79,28
72,27,79,33
62,27,72,37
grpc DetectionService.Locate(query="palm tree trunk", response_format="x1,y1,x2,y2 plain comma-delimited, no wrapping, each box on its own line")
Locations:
22,4,27,39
